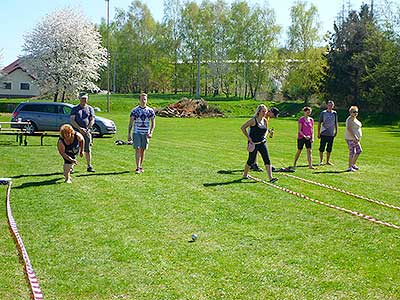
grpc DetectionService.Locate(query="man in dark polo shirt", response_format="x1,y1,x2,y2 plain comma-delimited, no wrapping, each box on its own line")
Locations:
70,94,96,172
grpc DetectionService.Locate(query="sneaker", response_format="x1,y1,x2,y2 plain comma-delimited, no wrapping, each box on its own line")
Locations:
242,175,249,179
65,179,72,184
352,165,359,170
269,178,278,183
87,166,95,172
135,168,141,174
347,167,356,172
250,163,263,172
318,162,324,166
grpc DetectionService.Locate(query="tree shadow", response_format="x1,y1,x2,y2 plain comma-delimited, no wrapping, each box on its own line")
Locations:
76,171,130,177
13,178,63,189
385,129,400,137
203,178,257,187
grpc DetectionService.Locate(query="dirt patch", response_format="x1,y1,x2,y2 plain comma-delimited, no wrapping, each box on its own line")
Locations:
156,98,224,118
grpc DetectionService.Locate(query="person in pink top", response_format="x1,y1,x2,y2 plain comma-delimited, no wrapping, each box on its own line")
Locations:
293,106,315,169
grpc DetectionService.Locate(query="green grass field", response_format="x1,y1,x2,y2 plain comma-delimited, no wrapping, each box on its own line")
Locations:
0,108,400,299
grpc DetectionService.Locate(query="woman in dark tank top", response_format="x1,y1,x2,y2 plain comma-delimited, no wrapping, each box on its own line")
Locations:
57,124,84,183
241,104,279,183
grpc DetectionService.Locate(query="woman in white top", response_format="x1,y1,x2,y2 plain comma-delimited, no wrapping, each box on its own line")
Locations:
345,106,362,172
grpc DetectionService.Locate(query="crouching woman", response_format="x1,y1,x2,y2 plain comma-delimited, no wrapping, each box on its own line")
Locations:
58,124,84,183
241,104,279,182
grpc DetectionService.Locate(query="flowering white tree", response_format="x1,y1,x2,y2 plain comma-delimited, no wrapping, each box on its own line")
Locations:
22,7,107,101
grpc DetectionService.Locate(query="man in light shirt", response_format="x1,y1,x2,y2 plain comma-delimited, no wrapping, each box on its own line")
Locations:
128,93,156,174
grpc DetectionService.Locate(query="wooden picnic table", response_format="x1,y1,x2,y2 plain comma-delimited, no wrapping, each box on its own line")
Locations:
0,121,31,145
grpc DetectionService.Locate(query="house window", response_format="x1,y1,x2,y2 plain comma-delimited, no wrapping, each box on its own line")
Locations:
3,82,11,89
20,83,30,90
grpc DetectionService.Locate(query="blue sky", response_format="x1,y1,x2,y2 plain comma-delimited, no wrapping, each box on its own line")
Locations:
0,0,369,66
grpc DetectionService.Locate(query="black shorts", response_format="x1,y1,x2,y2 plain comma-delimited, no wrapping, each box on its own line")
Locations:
319,135,335,153
297,138,312,150
247,142,271,166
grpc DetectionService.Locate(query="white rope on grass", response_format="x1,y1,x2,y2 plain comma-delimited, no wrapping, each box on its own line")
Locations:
281,173,400,211
248,175,400,230
1,178,44,300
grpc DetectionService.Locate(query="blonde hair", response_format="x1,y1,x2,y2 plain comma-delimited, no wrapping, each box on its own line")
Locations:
60,124,75,139
349,105,358,113
254,104,267,118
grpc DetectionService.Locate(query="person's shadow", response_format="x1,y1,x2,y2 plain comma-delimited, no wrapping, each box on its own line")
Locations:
313,170,350,174
203,178,256,187
203,169,257,187
13,178,62,189
76,171,130,177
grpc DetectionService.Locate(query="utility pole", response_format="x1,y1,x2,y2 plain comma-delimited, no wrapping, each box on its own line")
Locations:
106,0,111,112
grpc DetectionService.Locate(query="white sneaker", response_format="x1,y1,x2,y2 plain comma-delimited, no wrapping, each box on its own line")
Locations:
347,167,356,172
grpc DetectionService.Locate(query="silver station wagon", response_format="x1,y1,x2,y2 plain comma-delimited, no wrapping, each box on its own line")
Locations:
11,102,116,136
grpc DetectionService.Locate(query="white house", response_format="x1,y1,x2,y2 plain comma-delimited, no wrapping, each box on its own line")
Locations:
0,59,40,98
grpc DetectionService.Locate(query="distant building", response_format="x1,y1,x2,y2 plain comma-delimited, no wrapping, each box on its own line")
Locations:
0,59,40,98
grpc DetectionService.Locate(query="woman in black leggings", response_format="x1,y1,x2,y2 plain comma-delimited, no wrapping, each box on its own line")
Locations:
241,105,279,182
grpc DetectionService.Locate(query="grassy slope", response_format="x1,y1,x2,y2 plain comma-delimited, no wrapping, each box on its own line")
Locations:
0,107,400,299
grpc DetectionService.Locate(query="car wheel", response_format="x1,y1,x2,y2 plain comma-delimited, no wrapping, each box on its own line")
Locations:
24,122,37,134
91,124,103,137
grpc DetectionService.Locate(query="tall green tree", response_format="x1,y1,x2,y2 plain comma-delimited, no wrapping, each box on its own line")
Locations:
325,4,375,108
284,1,325,102
244,4,280,99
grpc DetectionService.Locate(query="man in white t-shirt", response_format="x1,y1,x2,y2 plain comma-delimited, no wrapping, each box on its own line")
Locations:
128,93,156,174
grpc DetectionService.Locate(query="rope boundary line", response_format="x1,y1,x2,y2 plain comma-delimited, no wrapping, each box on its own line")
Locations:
281,173,400,211
2,179,44,300
248,175,400,230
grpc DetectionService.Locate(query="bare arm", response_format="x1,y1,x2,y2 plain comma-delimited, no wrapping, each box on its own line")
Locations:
334,113,338,137
298,119,304,139
127,117,135,141
241,118,256,142
147,117,155,138
76,132,85,157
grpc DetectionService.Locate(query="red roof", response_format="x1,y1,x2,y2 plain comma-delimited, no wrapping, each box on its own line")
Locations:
2,58,36,80
2,58,23,74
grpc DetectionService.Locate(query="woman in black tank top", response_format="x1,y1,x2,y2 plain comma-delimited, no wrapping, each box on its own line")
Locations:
57,124,84,183
241,105,279,183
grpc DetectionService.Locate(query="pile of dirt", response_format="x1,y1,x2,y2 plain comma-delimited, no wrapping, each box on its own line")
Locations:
156,98,224,118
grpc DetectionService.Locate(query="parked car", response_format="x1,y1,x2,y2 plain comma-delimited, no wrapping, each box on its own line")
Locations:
11,102,116,136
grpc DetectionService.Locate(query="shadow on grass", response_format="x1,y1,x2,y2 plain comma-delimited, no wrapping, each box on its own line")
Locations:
11,172,63,179
203,178,257,187
313,170,349,174
76,171,130,177
385,129,400,137
217,169,244,175
13,178,63,189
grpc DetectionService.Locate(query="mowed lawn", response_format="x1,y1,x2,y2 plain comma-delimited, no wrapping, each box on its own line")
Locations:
0,113,399,299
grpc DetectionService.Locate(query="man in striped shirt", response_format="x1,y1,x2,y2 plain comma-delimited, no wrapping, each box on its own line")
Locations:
128,93,156,174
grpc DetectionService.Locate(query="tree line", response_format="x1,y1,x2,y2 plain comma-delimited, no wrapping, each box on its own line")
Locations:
95,0,400,112
19,0,400,113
